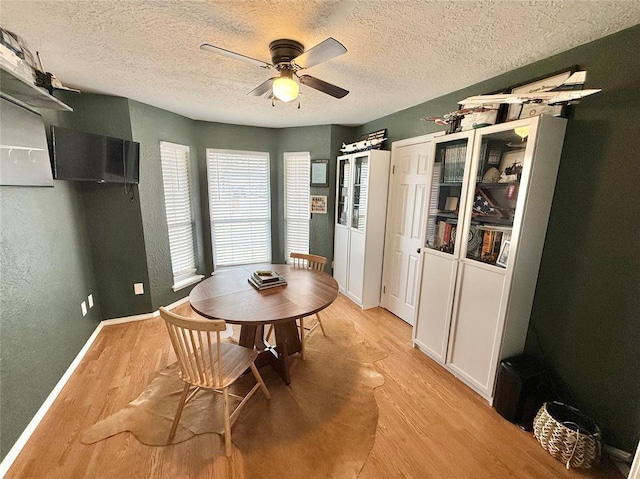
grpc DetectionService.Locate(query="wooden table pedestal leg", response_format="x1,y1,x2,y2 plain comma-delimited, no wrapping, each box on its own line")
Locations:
238,320,301,385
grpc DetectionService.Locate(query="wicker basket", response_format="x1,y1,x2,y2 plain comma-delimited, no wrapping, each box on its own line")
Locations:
533,401,601,469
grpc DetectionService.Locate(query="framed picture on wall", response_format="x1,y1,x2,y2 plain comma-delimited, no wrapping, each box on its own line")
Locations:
310,159,329,187
310,195,327,214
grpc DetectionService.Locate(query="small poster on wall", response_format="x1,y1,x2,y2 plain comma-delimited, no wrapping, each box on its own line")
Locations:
310,195,327,214
310,159,329,187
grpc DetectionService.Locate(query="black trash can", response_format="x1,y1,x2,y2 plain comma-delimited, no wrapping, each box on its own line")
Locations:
493,355,550,430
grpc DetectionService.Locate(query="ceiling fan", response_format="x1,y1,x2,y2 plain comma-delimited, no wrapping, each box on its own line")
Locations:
199,37,349,103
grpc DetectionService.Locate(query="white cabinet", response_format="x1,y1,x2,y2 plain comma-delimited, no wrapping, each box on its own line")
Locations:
334,150,391,309
413,115,567,401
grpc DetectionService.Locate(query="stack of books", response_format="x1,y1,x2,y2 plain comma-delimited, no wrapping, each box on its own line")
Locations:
248,270,287,290
478,225,512,263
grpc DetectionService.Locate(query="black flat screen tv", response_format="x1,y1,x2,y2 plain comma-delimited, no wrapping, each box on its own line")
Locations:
51,126,140,184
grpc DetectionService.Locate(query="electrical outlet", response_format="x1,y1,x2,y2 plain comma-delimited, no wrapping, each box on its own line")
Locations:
134,283,144,295
81,301,87,316
88,294,94,308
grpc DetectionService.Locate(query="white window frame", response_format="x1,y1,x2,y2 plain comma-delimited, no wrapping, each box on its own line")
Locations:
159,141,203,291
206,148,271,268
284,151,310,261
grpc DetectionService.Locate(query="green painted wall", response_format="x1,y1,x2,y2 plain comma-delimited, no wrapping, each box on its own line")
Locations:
356,25,640,451
56,93,152,319
128,100,200,310
0,104,102,458
277,125,333,268
191,123,355,272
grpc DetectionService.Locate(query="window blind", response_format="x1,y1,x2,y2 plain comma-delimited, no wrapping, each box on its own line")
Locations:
284,152,310,261
160,141,200,288
206,149,271,267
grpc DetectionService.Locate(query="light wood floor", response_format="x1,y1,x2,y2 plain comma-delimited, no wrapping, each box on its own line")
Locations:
5,294,622,478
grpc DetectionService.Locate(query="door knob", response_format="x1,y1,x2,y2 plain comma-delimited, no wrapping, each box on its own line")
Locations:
417,248,421,254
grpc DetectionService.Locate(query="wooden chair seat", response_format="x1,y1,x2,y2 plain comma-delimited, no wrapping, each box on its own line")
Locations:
159,306,271,457
178,342,259,390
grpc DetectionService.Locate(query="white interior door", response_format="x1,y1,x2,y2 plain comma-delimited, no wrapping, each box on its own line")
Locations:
380,138,434,324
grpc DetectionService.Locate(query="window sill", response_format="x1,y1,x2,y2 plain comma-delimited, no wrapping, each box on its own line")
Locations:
172,274,204,292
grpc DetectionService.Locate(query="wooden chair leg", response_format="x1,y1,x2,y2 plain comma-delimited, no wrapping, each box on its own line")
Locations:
316,312,326,336
266,324,274,342
299,317,306,360
249,363,271,399
223,387,232,457
168,382,190,442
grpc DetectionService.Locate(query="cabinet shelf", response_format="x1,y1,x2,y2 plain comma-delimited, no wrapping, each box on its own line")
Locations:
477,181,518,189
0,65,72,111
470,217,514,226
430,212,458,219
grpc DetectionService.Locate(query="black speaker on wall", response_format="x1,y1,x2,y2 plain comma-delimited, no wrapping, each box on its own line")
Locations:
493,355,551,431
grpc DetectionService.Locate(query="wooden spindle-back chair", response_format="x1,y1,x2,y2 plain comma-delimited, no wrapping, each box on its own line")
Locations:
267,253,328,359
159,306,271,456
289,252,326,272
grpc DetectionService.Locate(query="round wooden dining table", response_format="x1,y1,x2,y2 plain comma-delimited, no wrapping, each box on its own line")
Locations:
189,263,338,384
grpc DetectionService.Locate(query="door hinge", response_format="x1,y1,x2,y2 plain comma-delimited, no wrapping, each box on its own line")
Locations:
383,285,386,294
392,165,395,174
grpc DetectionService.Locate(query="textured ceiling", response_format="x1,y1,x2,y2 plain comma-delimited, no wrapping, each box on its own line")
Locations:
1,1,639,128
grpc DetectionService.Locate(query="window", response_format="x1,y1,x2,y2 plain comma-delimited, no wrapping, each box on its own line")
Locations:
207,149,271,268
284,152,310,260
160,141,203,291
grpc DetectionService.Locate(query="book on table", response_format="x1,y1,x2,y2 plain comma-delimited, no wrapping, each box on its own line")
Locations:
249,270,287,290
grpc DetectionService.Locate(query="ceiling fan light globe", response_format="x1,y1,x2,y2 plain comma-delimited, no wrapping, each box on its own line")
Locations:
273,77,299,102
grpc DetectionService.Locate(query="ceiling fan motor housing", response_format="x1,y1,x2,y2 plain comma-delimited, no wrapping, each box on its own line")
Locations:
269,39,304,68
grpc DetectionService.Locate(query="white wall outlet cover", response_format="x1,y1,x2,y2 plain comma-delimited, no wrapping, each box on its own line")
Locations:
81,301,87,316
88,294,94,308
134,283,144,295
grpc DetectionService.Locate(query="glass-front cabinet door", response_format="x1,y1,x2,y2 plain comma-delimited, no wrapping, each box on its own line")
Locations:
351,154,369,230
337,157,350,227
415,115,568,397
425,132,473,256
461,124,530,267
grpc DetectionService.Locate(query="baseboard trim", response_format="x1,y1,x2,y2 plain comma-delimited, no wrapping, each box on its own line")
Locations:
160,296,190,313
605,444,634,463
0,321,104,478
100,297,190,326
0,295,191,477
101,312,156,325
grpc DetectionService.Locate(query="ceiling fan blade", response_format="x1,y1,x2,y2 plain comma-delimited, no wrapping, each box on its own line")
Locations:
248,77,277,97
298,75,349,99
200,43,272,69
292,37,347,69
